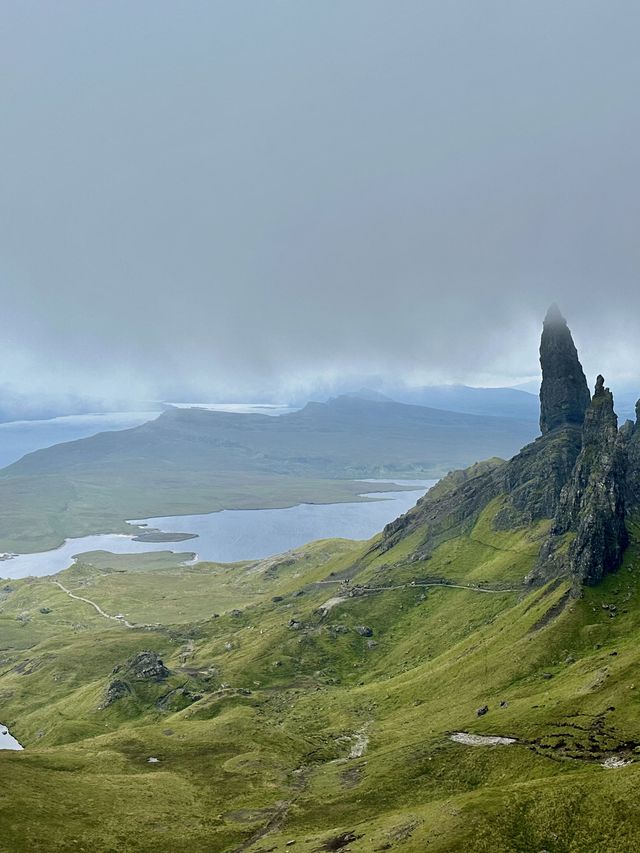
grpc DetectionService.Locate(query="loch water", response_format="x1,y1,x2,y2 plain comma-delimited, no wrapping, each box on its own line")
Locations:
1,480,436,579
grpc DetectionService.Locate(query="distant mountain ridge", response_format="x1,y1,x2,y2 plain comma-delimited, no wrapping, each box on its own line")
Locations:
378,383,540,421
3,395,536,481
0,394,537,553
336,379,640,424
297,383,540,422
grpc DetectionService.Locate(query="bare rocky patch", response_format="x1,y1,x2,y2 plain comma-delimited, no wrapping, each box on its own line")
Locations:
450,732,516,746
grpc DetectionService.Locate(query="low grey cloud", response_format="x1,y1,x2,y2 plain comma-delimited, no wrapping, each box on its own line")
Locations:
1,1,639,403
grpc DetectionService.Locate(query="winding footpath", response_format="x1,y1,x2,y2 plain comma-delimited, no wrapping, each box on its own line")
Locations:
364,580,518,594
316,579,519,594
51,580,149,629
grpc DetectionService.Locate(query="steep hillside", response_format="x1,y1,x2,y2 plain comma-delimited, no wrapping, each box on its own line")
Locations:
2,307,640,852
0,396,536,553
2,498,640,851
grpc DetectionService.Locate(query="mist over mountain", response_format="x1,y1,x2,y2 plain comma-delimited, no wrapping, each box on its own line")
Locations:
2,1,640,402
0,386,161,424
364,385,540,422
3,3,640,850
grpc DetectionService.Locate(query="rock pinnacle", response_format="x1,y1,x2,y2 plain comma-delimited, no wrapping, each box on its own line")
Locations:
539,304,591,434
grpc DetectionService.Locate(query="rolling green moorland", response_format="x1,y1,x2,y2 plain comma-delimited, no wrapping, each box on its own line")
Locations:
2,493,640,852
2,309,640,851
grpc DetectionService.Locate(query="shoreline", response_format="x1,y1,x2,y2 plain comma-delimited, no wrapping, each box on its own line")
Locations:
0,477,431,557
0,479,435,580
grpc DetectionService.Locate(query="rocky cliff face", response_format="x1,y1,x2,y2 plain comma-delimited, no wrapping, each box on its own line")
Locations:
379,306,639,593
625,402,640,512
495,427,583,527
534,376,629,586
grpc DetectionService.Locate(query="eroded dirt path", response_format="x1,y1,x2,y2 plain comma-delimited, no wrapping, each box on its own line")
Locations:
370,580,518,594
228,766,310,852
51,580,149,629
316,579,518,594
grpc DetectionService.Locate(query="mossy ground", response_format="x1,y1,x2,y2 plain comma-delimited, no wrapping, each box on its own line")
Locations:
2,505,640,851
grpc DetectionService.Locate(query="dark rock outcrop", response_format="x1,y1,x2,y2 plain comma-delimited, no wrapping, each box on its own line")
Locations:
101,651,171,709
495,427,583,527
113,651,170,682
485,305,589,527
539,304,590,434
100,679,132,709
555,377,624,528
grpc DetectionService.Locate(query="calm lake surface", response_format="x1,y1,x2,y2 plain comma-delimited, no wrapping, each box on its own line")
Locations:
0,480,436,580
0,724,23,751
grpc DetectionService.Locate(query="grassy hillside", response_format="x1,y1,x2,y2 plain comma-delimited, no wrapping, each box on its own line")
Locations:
2,503,640,851
0,396,536,553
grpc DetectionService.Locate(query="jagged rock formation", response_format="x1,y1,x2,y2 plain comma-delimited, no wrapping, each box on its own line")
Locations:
554,376,623,530
377,306,640,593
494,427,583,527
539,304,591,434
100,679,132,709
535,376,628,586
100,651,171,709
113,651,170,681
625,401,640,512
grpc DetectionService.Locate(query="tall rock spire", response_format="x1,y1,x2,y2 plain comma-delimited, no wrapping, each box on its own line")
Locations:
539,304,591,434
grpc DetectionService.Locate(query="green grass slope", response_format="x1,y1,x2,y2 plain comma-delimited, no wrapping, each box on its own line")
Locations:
2,511,640,851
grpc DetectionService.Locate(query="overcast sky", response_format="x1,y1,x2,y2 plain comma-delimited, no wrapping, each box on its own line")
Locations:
1,1,639,403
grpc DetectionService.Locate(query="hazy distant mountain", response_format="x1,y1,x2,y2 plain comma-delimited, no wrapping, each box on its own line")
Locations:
0,395,537,552
300,383,540,421
0,386,162,424
372,384,540,421
340,388,396,403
